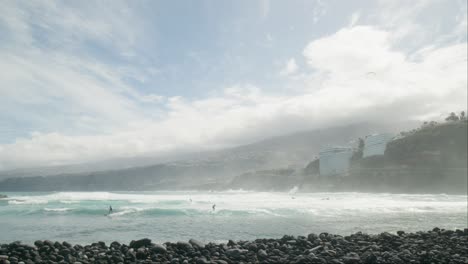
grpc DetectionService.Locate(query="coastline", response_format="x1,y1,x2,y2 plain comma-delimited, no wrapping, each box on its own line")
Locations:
0,228,466,264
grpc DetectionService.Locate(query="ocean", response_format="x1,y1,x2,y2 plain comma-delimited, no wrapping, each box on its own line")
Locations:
0,191,466,245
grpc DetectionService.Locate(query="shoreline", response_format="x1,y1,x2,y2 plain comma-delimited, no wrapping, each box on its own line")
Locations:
0,228,467,264
1,190,467,195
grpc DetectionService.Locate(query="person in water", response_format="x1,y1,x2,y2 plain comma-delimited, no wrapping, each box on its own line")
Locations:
212,204,216,211
109,205,113,214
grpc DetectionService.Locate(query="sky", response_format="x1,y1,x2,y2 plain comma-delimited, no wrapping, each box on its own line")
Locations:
0,0,467,170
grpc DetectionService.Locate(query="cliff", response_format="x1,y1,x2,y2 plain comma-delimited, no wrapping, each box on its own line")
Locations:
384,121,467,168
223,121,468,193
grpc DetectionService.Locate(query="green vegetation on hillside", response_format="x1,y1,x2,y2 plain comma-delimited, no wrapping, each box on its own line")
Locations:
299,113,468,193
384,119,467,168
348,114,467,193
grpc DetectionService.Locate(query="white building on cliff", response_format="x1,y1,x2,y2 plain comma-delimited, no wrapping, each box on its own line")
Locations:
319,146,354,177
363,133,394,158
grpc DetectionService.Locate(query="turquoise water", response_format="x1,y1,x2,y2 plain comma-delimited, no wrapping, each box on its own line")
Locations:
0,191,466,245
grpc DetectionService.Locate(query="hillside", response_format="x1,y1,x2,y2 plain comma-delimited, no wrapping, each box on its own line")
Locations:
0,122,410,191
228,168,299,191
384,121,467,168
228,120,468,193
344,120,467,193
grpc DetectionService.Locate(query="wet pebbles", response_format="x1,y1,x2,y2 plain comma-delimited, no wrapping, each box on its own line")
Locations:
0,228,466,263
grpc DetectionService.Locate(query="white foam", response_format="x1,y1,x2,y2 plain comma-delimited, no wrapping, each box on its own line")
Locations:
107,209,135,217
8,199,48,205
4,191,467,218
288,186,299,195
44,207,72,212
59,200,80,204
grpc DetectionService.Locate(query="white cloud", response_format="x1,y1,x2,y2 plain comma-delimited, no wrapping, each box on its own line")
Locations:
349,12,361,27
0,50,143,130
369,0,467,50
301,26,467,121
312,0,327,24
280,58,299,76
0,2,466,170
259,0,270,19
139,94,166,103
0,0,158,132
304,26,404,75
1,24,466,170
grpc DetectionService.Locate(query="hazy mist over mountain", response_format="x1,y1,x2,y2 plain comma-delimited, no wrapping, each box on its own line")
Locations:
0,121,416,180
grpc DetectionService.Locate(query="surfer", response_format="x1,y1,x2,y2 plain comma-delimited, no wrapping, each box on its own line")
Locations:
108,205,113,214
212,204,216,211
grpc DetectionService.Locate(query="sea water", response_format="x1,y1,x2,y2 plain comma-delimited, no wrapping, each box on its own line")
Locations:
0,191,466,245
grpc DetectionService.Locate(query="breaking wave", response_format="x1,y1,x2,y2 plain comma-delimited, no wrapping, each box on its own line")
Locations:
1,191,466,218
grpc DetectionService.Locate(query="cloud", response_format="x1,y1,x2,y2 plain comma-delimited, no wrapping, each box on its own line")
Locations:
0,1,466,170
1,24,466,170
368,0,467,49
0,1,159,132
349,12,361,27
259,0,270,20
139,94,166,103
312,0,327,24
280,58,299,76
303,26,467,126
304,26,403,75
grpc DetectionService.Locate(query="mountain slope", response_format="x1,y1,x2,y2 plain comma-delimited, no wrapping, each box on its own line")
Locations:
0,122,414,191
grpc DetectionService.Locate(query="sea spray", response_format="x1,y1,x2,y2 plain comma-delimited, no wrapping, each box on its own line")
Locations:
0,191,466,244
